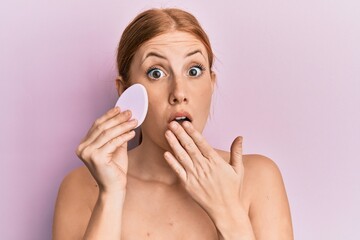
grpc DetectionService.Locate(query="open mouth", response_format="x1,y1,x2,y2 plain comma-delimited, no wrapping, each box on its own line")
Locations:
174,116,191,124
169,111,193,124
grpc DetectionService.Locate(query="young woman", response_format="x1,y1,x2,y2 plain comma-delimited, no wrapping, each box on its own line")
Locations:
53,8,293,240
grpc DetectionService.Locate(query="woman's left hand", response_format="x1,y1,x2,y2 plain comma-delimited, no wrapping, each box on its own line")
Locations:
164,120,245,217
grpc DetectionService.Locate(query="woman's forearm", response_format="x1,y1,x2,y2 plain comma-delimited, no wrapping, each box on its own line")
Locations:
83,191,126,240
211,205,256,240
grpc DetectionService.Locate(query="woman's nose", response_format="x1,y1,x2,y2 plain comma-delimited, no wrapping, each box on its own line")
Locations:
169,80,188,105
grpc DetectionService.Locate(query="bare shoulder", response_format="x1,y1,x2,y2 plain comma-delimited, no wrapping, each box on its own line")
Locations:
214,150,293,239
60,165,97,190
243,155,293,239
215,149,285,199
241,154,287,201
214,149,284,194
58,166,98,205
53,166,98,239
242,154,283,181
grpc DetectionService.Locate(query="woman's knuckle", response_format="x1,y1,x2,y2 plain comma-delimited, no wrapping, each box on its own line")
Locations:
184,142,193,150
95,124,104,132
89,149,100,162
75,146,82,157
117,112,125,119
81,146,92,160
93,118,101,126
116,135,126,144
109,137,120,145
108,138,115,145
190,148,199,156
100,129,110,138
122,124,130,131
178,153,187,162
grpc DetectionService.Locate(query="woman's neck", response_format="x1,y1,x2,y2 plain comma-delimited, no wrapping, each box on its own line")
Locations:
127,138,180,186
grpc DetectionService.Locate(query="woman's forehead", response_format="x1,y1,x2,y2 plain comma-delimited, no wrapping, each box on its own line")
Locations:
136,31,208,59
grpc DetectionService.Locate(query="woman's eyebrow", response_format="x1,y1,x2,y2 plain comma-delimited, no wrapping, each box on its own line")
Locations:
185,49,204,58
141,49,205,64
142,52,167,64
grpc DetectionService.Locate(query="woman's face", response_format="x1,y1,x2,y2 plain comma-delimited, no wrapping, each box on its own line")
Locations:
123,31,215,149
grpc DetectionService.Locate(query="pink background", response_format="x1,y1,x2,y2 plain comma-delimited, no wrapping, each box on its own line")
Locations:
1,0,359,239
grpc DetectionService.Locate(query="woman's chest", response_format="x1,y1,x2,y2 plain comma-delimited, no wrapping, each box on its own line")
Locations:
121,183,219,239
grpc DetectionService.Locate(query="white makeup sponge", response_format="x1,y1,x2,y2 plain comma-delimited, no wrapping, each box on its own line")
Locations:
115,83,148,128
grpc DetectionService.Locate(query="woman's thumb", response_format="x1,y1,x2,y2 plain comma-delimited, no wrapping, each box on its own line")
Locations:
230,136,244,173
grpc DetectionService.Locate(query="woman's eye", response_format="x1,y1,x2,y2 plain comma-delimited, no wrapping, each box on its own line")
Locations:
188,66,203,77
147,68,165,80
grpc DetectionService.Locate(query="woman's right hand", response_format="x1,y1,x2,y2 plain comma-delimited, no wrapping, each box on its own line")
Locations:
75,107,137,194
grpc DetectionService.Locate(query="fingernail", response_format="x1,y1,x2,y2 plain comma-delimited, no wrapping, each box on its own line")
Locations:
165,130,172,137
182,121,190,128
170,121,178,130
164,151,171,159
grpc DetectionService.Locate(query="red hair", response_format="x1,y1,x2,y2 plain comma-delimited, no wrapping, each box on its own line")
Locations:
116,8,214,85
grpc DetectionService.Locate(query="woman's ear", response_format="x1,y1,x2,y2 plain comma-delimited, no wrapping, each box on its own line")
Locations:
115,76,126,96
210,71,216,93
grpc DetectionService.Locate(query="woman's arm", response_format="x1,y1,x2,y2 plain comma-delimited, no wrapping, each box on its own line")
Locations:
53,107,136,239
52,167,126,240
83,191,125,239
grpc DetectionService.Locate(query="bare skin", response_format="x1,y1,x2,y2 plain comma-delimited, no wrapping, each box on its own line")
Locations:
53,31,293,239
